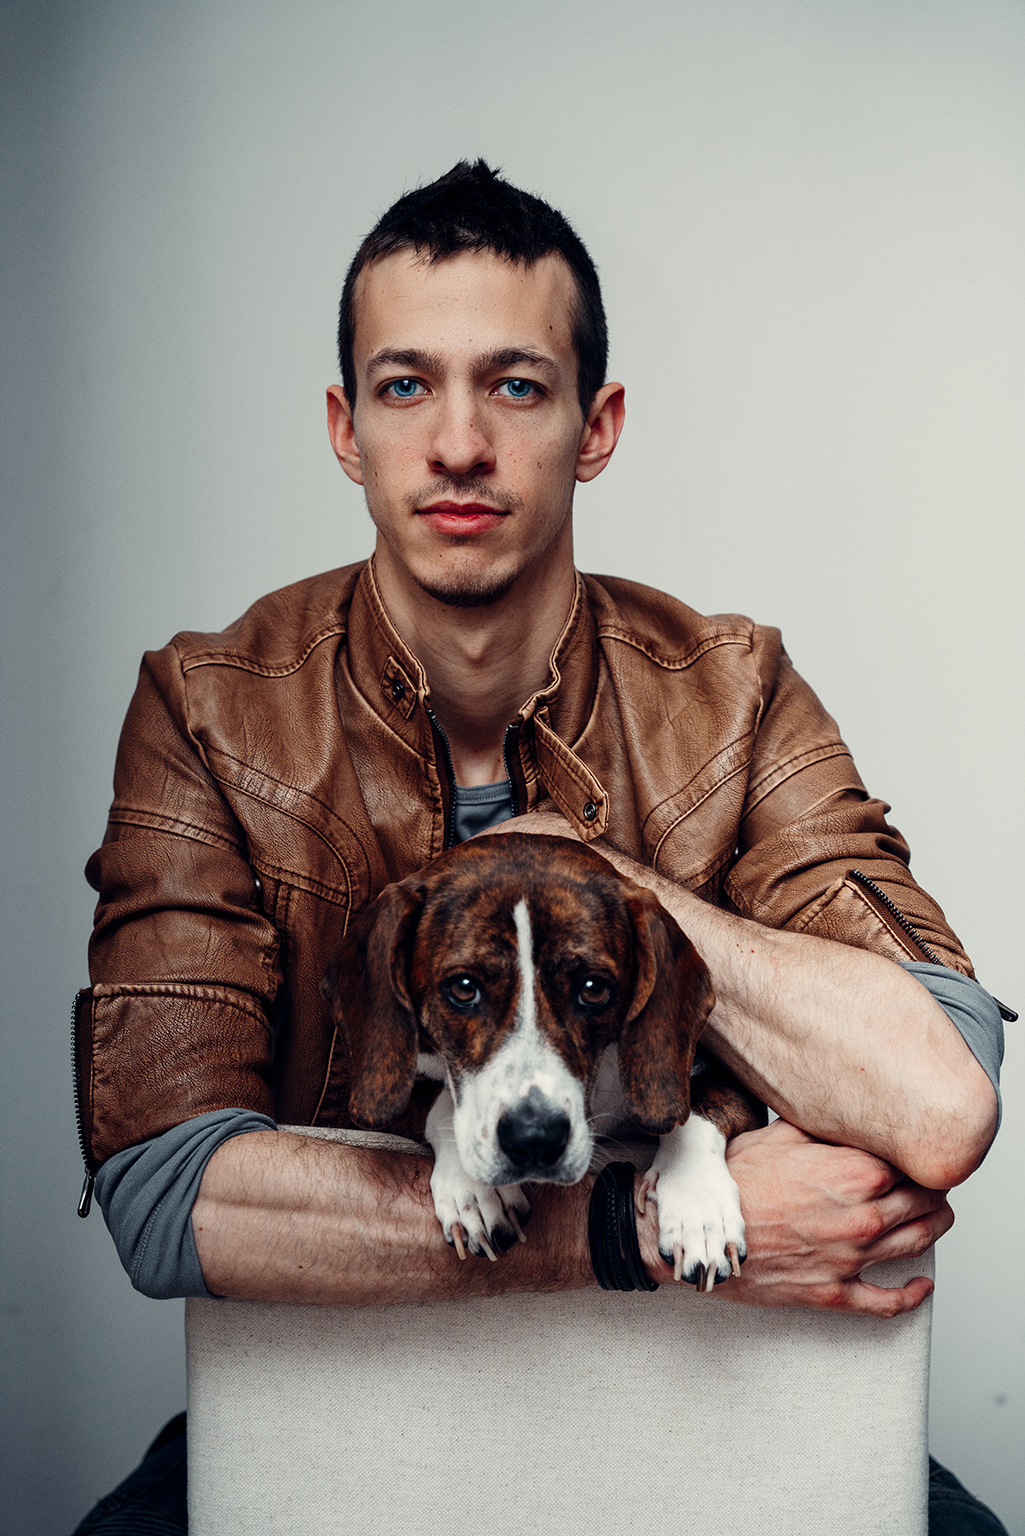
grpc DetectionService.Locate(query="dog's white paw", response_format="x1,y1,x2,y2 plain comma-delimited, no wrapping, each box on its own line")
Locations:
639,1118,746,1290
430,1166,531,1261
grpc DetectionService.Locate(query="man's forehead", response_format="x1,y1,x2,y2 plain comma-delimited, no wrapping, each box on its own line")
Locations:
352,248,577,363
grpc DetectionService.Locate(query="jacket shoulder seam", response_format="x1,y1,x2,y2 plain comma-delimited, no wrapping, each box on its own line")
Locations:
596,626,753,671
179,624,345,678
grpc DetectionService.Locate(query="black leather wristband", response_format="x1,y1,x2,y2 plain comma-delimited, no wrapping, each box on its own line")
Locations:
588,1162,659,1292
587,1168,617,1289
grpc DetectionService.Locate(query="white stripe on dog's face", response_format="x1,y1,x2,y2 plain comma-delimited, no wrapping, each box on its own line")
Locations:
449,898,593,1186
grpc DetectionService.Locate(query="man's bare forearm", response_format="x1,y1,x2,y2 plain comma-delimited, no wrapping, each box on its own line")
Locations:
596,845,997,1188
192,1129,595,1305
192,1124,952,1317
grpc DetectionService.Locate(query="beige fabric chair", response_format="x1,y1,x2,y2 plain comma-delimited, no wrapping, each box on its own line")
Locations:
186,1128,933,1536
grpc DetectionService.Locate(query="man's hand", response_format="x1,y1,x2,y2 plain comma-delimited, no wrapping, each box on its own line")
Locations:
683,1119,951,1316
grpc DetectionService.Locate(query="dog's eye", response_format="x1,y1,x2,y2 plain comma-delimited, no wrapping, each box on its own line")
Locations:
442,975,481,1009
577,976,612,1008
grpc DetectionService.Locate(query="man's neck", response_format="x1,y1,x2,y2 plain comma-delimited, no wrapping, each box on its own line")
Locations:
373,546,577,786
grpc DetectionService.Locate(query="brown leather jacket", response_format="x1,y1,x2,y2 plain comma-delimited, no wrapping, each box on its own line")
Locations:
78,559,973,1167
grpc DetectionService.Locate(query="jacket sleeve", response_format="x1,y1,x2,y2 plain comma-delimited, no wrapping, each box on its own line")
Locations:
723,629,975,976
81,645,284,1166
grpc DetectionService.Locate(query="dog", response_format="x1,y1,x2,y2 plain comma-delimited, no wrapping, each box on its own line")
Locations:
321,832,765,1289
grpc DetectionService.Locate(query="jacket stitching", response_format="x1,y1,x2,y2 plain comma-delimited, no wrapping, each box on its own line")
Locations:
651,758,750,864
792,878,921,960
639,731,752,836
223,778,357,910
743,742,853,812
92,982,273,1032
657,842,735,893
350,692,432,763
596,627,752,670
258,878,286,986
250,856,350,909
105,807,245,854
203,743,372,851
180,625,346,678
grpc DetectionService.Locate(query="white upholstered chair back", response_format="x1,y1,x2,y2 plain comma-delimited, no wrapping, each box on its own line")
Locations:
186,1128,932,1536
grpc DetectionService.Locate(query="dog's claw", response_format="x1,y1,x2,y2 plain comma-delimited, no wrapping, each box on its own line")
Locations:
673,1244,685,1283
431,1164,531,1260
726,1241,741,1278
701,1264,716,1293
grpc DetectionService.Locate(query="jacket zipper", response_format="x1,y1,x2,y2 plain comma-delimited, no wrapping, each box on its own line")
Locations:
848,869,1017,1022
426,707,458,849
501,722,521,817
848,868,944,963
71,989,96,1217
427,712,524,849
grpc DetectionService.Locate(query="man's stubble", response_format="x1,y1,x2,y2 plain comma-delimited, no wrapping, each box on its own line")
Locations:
367,474,569,610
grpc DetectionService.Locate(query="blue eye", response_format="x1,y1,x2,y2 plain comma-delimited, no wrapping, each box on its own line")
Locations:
498,379,537,399
386,378,423,399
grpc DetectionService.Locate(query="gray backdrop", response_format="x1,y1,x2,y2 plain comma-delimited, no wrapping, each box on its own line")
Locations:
2,2,1022,1532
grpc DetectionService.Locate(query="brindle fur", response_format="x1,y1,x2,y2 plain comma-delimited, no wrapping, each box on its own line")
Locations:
321,833,756,1145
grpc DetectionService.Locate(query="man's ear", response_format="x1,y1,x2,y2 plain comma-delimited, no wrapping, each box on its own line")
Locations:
326,385,364,486
576,381,626,484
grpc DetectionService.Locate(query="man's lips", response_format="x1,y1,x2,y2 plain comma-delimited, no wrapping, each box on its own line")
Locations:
416,502,510,536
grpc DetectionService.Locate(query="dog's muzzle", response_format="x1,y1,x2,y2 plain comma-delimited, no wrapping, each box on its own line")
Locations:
496,1086,572,1178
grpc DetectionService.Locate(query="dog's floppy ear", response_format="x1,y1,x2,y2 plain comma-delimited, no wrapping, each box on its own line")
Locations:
320,879,425,1129
617,884,715,1135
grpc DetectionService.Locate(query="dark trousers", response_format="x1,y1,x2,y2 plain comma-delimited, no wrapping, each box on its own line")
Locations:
71,1415,1009,1535
71,1415,187,1535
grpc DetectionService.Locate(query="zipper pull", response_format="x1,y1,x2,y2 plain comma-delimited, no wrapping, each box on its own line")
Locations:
78,1169,94,1219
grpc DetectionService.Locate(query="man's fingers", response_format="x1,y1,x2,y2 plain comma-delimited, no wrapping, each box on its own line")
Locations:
869,1182,953,1240
861,1205,954,1269
832,1273,935,1318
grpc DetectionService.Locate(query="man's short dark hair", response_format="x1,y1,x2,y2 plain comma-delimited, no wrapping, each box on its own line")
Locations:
338,160,608,418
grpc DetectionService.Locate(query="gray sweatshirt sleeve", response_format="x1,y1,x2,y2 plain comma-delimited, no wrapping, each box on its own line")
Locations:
901,963,1005,1132
94,1108,276,1299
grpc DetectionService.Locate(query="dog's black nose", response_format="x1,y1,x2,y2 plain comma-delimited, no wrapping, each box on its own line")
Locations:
497,1092,571,1172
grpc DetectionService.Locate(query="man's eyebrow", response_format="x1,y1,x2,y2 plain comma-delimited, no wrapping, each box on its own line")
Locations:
365,348,445,377
478,348,561,381
364,345,563,382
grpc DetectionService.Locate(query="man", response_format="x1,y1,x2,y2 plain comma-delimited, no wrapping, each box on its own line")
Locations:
73,160,1006,1531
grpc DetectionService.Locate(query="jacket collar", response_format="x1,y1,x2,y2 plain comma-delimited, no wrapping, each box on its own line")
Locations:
344,558,608,840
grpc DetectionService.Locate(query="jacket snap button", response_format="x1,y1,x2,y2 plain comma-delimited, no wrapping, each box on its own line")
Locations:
391,678,406,702
582,800,597,822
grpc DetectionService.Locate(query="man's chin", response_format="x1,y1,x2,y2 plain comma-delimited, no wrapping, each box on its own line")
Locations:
414,573,516,609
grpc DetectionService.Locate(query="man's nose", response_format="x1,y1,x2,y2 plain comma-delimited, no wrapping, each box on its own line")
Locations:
429,393,495,478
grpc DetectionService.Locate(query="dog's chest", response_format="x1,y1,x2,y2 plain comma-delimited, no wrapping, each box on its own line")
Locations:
590,1043,711,1142
589,1044,637,1138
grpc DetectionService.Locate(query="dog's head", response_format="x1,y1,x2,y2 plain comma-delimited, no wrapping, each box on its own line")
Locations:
321,833,714,1186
